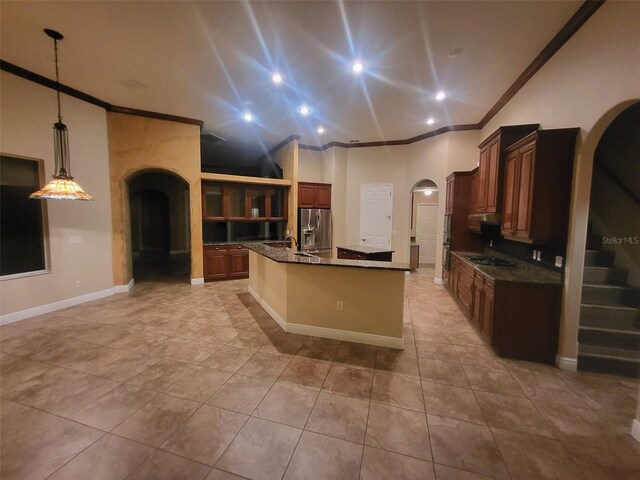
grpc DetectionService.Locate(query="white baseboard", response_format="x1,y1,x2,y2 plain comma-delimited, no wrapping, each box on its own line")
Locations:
248,286,403,349
190,278,204,286
0,288,115,325
114,278,134,293
287,322,404,349
433,277,443,285
632,419,640,444
248,286,286,331
405,271,410,276
556,356,578,371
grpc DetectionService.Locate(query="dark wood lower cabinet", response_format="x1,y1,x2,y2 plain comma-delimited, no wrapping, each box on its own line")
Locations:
203,244,249,281
447,254,561,364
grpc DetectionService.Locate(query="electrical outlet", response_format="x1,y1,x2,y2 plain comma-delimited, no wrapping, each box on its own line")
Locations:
555,256,564,267
75,280,82,288
536,251,542,261
532,250,537,260
336,301,343,311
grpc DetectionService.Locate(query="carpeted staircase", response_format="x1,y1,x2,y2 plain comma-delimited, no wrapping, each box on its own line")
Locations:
578,235,640,377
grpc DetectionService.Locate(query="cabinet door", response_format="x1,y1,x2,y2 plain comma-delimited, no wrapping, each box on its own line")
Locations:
267,187,287,220
314,185,331,208
472,275,484,329
477,148,488,211
485,140,500,212
226,184,247,220
202,183,225,220
228,246,249,278
481,285,494,343
248,186,267,220
204,247,228,280
514,143,536,240
445,177,454,213
501,150,519,236
468,170,481,232
298,184,316,208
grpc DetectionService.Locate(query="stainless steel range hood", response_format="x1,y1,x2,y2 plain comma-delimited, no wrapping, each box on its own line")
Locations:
467,212,502,225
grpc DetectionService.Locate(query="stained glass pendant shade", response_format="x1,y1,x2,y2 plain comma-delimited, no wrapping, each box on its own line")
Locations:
30,29,94,201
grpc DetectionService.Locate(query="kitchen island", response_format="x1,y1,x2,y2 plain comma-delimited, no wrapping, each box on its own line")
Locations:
246,243,409,348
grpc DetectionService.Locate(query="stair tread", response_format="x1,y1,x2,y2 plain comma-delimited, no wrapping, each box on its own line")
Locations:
579,325,640,335
579,344,640,361
582,302,639,311
583,283,636,289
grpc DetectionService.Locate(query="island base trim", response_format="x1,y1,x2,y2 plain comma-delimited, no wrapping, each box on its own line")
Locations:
248,286,287,331
248,286,403,349
556,355,578,371
632,419,640,444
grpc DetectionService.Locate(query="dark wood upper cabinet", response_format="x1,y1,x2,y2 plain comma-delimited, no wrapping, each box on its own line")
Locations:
476,124,539,214
468,168,481,233
298,182,331,208
445,176,454,213
202,181,288,221
444,171,484,253
501,128,579,244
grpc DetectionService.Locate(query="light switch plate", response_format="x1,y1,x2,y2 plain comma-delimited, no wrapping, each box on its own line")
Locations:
555,256,563,267
532,250,537,260
69,235,82,244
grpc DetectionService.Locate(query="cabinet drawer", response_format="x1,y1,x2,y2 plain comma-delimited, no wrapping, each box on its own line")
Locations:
458,288,473,312
459,260,474,277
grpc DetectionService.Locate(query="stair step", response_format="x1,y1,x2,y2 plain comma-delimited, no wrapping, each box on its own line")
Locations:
578,327,640,351
581,303,640,331
578,350,640,378
584,249,615,267
579,343,640,361
581,284,640,307
583,266,628,285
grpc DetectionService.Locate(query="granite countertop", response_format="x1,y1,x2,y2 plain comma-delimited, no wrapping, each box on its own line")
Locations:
247,243,409,271
451,251,562,285
203,240,286,246
337,245,395,254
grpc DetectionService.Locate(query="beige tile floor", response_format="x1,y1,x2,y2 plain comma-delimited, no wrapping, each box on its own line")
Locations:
1,268,639,479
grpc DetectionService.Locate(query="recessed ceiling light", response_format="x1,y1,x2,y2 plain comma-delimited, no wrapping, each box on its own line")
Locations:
242,112,255,122
351,61,364,74
426,118,435,125
272,72,283,84
435,91,446,101
298,105,311,116
317,126,325,134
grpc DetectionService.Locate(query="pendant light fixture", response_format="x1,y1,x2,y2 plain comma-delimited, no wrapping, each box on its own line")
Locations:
30,28,94,201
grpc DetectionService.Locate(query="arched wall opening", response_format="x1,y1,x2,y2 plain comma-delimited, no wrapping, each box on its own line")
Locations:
574,101,640,376
125,169,191,283
409,179,440,275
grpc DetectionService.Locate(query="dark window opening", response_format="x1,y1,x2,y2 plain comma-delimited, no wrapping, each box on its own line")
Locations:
1,155,48,276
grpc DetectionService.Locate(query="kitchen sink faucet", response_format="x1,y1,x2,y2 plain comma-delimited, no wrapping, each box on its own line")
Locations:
283,234,298,251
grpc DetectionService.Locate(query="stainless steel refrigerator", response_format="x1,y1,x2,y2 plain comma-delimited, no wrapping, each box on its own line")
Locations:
298,208,332,257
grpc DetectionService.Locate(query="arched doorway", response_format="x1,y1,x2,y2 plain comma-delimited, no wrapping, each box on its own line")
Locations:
128,170,191,282
409,179,440,272
577,102,640,377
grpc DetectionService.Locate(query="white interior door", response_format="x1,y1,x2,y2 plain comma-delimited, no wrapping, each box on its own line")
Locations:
416,204,438,264
360,184,393,248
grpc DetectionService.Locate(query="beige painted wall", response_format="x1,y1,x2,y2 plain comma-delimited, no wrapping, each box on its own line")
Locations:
478,1,640,363
106,113,202,285
0,72,113,316
319,131,479,269
298,148,326,182
272,141,298,237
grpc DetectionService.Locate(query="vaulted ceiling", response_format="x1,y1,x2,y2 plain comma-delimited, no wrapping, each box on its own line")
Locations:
1,1,582,162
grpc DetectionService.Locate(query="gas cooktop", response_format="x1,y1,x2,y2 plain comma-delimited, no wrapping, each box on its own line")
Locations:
465,255,516,267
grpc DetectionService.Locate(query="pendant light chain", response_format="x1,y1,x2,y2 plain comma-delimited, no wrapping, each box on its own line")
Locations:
54,36,62,123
